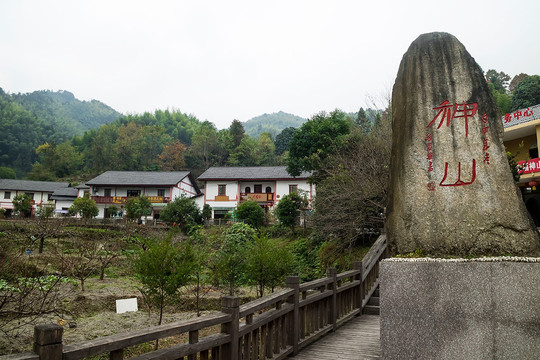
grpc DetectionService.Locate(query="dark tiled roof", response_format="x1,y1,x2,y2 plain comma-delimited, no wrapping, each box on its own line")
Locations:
0,179,69,192
502,103,540,128
198,166,312,180
50,187,78,200
86,171,192,186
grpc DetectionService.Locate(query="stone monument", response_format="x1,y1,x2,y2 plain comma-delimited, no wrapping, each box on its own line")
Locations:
381,32,540,359
386,32,540,257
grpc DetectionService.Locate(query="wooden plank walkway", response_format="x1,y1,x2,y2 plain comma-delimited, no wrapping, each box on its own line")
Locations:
294,315,380,360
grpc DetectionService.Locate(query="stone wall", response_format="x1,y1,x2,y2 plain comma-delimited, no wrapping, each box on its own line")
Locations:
380,258,540,359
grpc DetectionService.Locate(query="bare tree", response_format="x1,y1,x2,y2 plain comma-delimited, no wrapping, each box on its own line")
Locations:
313,109,391,249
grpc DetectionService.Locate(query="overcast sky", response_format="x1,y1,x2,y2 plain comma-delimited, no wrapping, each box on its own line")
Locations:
1,0,539,129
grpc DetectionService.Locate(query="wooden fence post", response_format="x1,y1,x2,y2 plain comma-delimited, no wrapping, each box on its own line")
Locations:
353,261,364,312
221,296,240,360
326,268,337,331
286,276,300,355
33,324,63,360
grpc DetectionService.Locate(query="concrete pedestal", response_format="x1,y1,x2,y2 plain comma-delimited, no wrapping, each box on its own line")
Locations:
380,258,540,359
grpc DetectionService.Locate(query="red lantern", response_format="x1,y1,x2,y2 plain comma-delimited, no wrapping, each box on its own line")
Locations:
529,180,539,187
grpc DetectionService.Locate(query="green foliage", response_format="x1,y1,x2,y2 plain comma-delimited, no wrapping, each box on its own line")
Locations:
0,167,16,179
485,69,510,93
201,204,212,221
235,200,266,227
511,75,540,111
245,235,295,297
133,237,195,324
275,127,296,156
275,193,305,231
243,111,306,139
125,195,152,221
12,194,32,218
160,195,202,233
69,193,99,219
286,110,351,177
229,120,246,148
356,107,372,134
36,204,55,219
213,223,256,295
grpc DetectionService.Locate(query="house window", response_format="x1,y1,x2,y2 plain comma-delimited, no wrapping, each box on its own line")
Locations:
104,188,112,197
245,187,251,193
3,191,10,199
127,190,141,197
254,184,262,193
530,142,538,159
157,189,165,197
265,187,272,193
25,192,34,200
47,193,52,201
289,185,298,194
218,185,226,196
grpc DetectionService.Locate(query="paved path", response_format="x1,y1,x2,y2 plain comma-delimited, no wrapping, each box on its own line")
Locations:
294,315,380,360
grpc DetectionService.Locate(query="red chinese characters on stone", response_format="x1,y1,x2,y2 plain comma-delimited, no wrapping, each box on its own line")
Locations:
425,133,434,173
427,100,478,138
481,113,490,166
440,160,477,187
425,102,489,190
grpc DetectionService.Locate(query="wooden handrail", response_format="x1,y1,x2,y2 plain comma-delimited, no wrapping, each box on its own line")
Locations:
15,235,388,360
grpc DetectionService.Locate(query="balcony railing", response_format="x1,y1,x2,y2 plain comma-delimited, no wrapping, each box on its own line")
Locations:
240,192,274,202
91,196,170,204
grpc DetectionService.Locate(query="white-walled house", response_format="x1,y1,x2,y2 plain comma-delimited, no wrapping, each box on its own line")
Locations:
85,171,201,219
0,179,70,217
198,166,314,219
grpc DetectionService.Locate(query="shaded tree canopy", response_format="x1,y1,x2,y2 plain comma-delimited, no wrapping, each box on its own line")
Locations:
275,127,296,156
511,75,540,111
286,110,352,177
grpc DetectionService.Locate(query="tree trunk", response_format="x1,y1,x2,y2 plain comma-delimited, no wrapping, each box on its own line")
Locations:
100,265,105,281
39,237,45,254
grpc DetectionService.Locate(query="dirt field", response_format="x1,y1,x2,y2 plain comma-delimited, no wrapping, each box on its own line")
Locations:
1,277,255,356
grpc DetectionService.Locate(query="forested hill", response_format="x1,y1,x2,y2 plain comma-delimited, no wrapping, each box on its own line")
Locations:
10,89,121,136
0,88,121,176
243,111,306,138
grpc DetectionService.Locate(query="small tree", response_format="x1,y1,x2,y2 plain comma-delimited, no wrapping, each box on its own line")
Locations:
275,193,306,233
201,204,212,222
125,195,152,222
12,194,32,218
214,223,255,295
69,193,99,221
160,195,202,233
235,200,265,227
59,238,100,292
134,237,195,327
245,235,295,297
33,203,62,253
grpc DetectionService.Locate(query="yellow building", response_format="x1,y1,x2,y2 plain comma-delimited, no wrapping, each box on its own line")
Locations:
503,103,540,224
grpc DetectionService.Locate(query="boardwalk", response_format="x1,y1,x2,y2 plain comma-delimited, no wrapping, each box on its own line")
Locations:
294,315,380,360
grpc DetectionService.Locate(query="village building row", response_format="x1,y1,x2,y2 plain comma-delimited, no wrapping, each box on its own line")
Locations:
2,103,538,221
0,166,313,220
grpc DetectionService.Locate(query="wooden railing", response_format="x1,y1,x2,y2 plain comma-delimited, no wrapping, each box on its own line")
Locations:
9,235,387,360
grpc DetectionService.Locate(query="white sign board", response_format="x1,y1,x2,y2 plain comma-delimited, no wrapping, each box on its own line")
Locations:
116,298,138,314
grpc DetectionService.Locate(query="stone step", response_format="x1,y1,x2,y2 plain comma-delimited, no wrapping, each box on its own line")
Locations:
368,296,379,306
363,304,380,315
373,287,380,297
